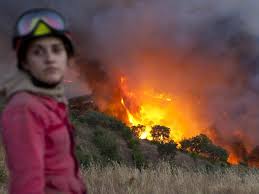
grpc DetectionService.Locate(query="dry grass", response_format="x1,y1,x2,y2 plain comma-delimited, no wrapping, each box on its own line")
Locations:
0,161,258,194
0,144,258,194
81,162,259,194
0,134,258,194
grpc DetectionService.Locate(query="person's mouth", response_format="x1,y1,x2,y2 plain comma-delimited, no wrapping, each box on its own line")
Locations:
44,68,59,74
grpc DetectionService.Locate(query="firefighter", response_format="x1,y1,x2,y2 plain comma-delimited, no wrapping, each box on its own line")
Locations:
1,8,87,194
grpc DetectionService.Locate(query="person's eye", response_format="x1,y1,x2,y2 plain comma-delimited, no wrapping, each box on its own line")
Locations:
31,48,44,56
52,45,65,54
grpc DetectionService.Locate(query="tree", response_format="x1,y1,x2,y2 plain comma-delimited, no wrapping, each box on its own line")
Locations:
180,134,228,162
131,125,146,138
151,125,170,143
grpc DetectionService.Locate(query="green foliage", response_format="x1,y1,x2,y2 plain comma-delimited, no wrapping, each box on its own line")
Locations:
70,111,79,123
128,138,139,149
0,166,7,184
180,134,228,162
181,134,212,153
120,125,133,140
157,141,177,159
151,125,170,143
125,129,146,168
70,110,146,167
75,145,94,168
92,127,121,163
132,147,146,169
81,111,126,131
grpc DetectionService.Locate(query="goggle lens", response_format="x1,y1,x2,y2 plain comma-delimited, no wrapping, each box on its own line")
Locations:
16,9,65,36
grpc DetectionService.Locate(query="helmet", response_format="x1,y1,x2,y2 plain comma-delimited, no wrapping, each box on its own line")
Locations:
13,8,74,69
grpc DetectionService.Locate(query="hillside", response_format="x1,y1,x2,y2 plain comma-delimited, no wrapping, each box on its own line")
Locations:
0,96,258,193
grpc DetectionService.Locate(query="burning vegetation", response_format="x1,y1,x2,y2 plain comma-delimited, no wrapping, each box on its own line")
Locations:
73,2,259,167
75,65,259,166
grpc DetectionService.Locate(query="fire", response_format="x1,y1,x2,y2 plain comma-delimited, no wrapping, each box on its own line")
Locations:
227,154,239,165
119,76,199,143
117,76,258,166
96,75,258,166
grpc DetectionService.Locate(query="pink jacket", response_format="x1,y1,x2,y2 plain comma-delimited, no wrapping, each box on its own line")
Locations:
1,91,87,194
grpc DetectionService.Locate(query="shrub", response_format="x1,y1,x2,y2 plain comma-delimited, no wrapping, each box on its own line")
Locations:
131,125,145,138
132,147,146,169
121,126,133,141
70,110,145,167
151,125,170,143
157,141,177,159
180,134,228,162
75,145,94,168
128,138,139,150
81,111,124,130
92,127,121,163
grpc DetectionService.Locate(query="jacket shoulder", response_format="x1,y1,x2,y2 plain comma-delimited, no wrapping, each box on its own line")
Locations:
5,91,46,110
1,92,50,124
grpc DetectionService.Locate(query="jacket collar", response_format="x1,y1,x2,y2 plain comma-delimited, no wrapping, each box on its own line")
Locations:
1,70,68,104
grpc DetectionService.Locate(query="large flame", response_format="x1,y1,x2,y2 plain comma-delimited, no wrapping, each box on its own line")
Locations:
87,73,256,166
119,76,201,143
117,76,254,165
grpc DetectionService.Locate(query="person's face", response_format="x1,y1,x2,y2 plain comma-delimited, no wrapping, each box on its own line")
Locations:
23,36,69,85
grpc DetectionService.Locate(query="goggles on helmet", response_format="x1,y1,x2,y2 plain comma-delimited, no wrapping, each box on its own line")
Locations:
13,8,74,65
15,8,66,37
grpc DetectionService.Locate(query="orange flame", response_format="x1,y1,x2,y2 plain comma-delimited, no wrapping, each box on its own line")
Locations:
103,75,257,166
227,154,239,165
119,76,200,143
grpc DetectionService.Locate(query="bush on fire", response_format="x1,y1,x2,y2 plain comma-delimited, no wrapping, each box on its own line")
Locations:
180,134,228,162
151,125,170,143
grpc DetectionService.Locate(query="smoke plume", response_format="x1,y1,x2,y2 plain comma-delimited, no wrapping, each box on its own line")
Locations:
1,0,259,163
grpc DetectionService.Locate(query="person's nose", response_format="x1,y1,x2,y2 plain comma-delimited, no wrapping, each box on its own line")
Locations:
45,49,55,65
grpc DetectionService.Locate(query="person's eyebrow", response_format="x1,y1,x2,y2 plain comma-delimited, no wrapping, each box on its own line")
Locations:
52,42,64,48
31,42,64,49
30,43,44,50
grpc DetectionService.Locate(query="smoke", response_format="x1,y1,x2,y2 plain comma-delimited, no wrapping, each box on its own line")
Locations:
1,0,259,162
81,0,259,160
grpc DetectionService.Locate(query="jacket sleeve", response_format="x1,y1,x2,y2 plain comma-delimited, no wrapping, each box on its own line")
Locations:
1,104,46,194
